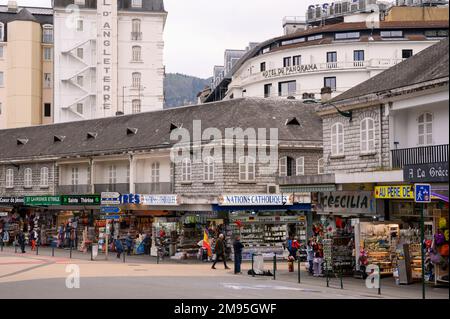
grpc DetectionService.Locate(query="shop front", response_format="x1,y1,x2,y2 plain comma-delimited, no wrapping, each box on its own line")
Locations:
0,197,25,244
213,193,311,260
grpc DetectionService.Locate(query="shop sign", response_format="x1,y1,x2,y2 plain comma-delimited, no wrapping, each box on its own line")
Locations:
318,191,376,214
404,162,449,183
101,207,121,214
24,196,61,206
374,185,413,199
61,195,101,206
0,212,8,217
140,195,180,206
100,215,120,220
218,194,294,206
230,215,305,223
0,197,24,205
101,192,121,205
414,184,432,203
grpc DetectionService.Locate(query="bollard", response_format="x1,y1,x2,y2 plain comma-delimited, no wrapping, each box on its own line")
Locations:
251,254,255,278
70,243,73,259
273,254,277,280
325,260,329,288
298,258,301,284
90,244,93,261
36,244,39,256
378,276,381,295
52,246,55,257
123,249,126,263
157,250,160,264
340,267,343,290
0,240,3,252
15,242,18,254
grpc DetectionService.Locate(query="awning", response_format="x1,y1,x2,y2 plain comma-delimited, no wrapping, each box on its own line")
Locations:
280,184,336,193
432,184,449,203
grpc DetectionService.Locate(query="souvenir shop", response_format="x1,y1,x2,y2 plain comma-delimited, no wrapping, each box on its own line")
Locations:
214,193,312,261
0,197,25,244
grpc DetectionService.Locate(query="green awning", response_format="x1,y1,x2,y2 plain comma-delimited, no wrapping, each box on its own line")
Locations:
281,184,336,193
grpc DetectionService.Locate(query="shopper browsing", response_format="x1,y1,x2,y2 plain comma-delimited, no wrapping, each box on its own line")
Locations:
233,235,244,274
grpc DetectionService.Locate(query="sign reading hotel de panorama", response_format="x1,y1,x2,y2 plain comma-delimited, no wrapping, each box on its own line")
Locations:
318,191,376,215
404,162,449,183
262,64,319,79
218,194,294,206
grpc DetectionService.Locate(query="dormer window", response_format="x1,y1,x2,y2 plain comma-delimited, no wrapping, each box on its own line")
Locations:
132,0,143,8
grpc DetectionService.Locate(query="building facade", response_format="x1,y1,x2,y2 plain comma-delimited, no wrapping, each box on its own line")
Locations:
53,0,167,123
0,2,54,129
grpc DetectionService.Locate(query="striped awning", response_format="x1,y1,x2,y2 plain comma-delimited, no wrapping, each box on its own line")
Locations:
280,184,336,193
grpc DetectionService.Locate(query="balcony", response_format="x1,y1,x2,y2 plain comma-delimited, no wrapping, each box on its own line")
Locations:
135,183,174,194
57,185,92,195
94,184,130,194
131,32,142,41
391,144,449,169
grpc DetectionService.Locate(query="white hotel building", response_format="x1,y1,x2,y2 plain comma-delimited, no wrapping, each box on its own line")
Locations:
206,1,448,103
53,0,167,123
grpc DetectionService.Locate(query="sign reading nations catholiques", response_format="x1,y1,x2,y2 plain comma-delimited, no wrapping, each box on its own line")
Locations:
218,194,294,206
318,191,376,215
404,162,449,183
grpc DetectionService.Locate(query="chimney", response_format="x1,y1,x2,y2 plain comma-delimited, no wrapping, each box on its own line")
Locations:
8,0,18,12
321,87,332,102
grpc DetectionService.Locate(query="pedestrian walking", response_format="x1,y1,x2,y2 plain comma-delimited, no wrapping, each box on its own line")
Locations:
125,233,134,256
233,235,244,274
115,237,124,259
211,234,230,270
29,229,36,251
17,231,26,253
306,240,315,275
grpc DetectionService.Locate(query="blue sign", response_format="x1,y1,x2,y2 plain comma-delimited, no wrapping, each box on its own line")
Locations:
101,207,121,214
414,184,432,203
101,215,120,220
120,194,141,205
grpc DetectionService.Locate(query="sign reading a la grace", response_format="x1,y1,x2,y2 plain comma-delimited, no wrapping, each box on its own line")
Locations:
404,162,449,183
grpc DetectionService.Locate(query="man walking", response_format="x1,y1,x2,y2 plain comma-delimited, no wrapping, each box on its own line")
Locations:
233,235,244,274
17,231,26,253
211,234,230,270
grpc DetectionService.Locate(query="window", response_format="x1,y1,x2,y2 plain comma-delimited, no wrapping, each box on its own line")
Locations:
40,167,49,188
204,157,215,182
260,62,266,72
335,32,360,40
77,48,84,59
278,80,297,97
262,46,270,54
239,156,255,182
264,84,272,98
353,50,364,61
71,167,79,186
425,29,449,38
24,168,32,188
326,51,337,68
43,47,52,61
75,0,85,5
380,30,403,38
77,19,84,32
132,19,142,40
283,57,292,67
307,34,323,41
331,123,344,156
151,162,160,184
0,102,2,115
108,165,117,185
132,46,142,62
0,46,3,58
418,113,433,146
87,166,91,185
77,75,84,87
0,22,4,42
44,73,52,88
42,25,53,43
279,156,295,177
281,37,305,46
402,49,413,59
76,103,83,114
324,77,336,91
132,72,141,89
296,157,305,176
293,55,301,66
132,0,142,8
318,158,325,175
181,158,191,182
132,99,141,114
44,103,51,117
5,169,14,188
0,72,4,87
360,118,375,153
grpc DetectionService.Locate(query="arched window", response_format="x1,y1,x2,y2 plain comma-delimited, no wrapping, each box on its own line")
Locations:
360,117,375,153
132,72,141,89
418,112,433,146
5,169,14,188
40,167,49,188
132,46,142,62
239,156,256,182
204,157,215,182
296,157,305,176
24,168,33,188
132,19,142,40
279,156,295,177
181,158,191,182
318,158,325,175
132,99,141,114
331,122,344,156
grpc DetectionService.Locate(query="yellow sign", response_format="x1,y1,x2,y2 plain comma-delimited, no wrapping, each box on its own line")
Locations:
374,185,414,199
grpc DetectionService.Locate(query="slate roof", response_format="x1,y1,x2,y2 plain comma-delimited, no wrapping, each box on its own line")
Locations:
329,38,449,104
0,98,322,161
0,6,53,25
53,0,166,12
11,8,37,22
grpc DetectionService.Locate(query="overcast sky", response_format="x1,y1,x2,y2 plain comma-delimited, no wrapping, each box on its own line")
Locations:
3,0,334,78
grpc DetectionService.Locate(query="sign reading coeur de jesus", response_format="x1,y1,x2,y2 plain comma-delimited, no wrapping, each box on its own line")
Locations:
218,194,294,206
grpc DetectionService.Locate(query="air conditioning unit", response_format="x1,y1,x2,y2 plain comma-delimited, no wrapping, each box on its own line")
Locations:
267,184,280,194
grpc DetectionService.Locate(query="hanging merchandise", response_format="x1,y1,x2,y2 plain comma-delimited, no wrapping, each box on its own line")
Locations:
439,217,447,230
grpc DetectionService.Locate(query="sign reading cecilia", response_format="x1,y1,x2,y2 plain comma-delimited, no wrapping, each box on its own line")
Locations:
98,0,117,111
262,64,318,79
319,192,375,214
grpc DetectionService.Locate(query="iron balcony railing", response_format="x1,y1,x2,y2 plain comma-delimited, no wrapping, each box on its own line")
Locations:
94,184,130,194
135,183,174,194
57,185,92,195
391,144,449,169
